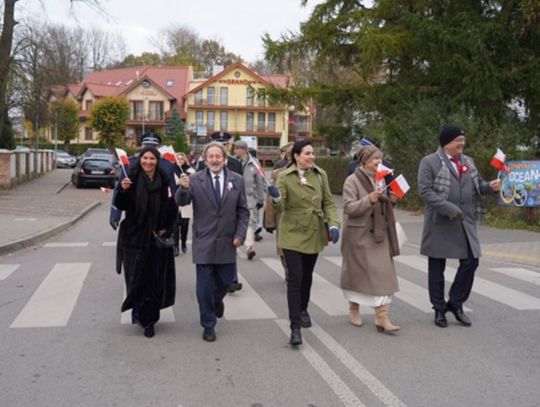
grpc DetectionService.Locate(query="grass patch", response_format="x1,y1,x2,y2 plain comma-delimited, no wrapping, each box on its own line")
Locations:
485,205,540,233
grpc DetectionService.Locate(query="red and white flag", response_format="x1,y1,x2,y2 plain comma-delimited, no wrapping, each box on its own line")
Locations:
159,145,178,165
375,162,393,181
490,148,506,171
388,174,410,198
100,186,113,193
115,148,129,166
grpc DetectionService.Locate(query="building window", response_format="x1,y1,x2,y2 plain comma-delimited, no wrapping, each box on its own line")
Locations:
166,80,173,87
207,87,215,105
220,111,228,130
85,100,93,111
246,112,254,131
148,101,163,120
258,137,279,147
220,87,228,105
297,116,310,132
84,127,93,141
196,111,203,126
257,89,266,107
246,88,254,106
195,90,203,104
268,112,276,132
207,111,215,131
257,112,265,131
130,101,143,120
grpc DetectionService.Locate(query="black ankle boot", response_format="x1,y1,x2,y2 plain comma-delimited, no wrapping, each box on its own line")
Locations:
289,328,302,346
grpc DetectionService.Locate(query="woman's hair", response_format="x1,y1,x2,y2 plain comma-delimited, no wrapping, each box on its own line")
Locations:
291,140,312,165
358,145,382,165
138,146,161,161
202,141,228,161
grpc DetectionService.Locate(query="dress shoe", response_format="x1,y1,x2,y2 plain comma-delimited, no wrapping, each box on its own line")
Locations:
434,310,448,328
254,234,263,242
181,243,187,253
300,310,312,328
228,282,243,293
202,327,216,342
446,303,472,326
289,328,302,346
247,248,256,260
215,299,224,318
173,247,179,257
144,326,155,338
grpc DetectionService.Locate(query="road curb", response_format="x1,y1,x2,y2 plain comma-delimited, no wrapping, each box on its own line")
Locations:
0,201,102,256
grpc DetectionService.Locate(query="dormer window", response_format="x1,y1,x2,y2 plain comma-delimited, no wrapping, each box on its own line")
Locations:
142,80,150,89
166,80,173,87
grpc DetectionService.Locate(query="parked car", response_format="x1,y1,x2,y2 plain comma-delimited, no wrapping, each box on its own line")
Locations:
71,156,117,188
55,151,76,168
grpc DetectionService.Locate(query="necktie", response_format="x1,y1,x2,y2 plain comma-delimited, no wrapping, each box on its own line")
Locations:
214,175,221,201
451,157,462,177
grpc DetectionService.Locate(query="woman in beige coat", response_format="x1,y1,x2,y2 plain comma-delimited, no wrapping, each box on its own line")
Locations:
340,146,401,334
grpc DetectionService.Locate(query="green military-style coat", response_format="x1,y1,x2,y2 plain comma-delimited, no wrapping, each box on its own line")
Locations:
271,164,341,254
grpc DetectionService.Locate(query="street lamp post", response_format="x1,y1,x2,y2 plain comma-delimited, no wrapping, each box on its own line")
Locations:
54,108,58,163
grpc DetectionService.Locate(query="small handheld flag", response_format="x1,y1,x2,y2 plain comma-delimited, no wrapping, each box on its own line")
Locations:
100,186,113,193
375,162,393,181
159,145,184,173
115,148,129,178
388,174,410,198
490,148,506,171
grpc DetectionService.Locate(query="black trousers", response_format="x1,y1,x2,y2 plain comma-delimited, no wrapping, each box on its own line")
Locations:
173,217,190,248
282,249,319,329
428,243,479,311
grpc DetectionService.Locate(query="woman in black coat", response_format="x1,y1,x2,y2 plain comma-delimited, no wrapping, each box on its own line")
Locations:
114,146,177,338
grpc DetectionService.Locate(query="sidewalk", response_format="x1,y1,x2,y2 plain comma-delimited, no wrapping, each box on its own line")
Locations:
0,169,109,255
1,171,539,267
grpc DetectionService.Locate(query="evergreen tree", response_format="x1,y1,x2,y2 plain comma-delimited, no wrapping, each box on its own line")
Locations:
165,107,188,152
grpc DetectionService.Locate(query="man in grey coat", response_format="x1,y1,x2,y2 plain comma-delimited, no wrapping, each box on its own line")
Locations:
176,142,249,342
418,125,501,328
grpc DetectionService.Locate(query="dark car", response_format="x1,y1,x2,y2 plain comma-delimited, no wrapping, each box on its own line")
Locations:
72,156,117,188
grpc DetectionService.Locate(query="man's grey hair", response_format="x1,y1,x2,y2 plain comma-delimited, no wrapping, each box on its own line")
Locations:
202,141,228,161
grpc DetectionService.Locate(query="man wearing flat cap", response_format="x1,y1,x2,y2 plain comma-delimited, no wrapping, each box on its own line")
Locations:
417,125,500,328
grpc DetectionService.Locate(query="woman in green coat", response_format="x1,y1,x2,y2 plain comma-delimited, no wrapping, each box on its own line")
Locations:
268,140,341,346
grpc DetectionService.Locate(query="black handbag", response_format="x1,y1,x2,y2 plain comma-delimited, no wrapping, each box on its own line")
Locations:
153,231,174,249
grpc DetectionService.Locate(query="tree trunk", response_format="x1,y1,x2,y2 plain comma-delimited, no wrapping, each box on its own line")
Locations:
0,0,18,148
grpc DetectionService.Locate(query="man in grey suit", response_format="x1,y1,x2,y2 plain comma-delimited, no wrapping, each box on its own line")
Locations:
176,142,249,342
418,125,501,328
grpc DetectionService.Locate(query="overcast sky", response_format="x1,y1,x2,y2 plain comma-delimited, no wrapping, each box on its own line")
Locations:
18,0,326,63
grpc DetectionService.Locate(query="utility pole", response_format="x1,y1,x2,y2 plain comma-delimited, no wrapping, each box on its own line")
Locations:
54,107,58,166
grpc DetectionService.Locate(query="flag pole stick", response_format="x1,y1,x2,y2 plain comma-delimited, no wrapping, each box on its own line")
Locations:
248,152,272,186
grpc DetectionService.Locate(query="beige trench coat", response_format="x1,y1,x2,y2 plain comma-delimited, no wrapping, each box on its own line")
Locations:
340,170,399,296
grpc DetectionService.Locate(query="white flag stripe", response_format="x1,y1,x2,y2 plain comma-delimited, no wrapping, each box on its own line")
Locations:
11,263,91,328
394,175,410,193
325,256,431,312
262,257,352,316
490,267,540,287
43,242,89,248
274,319,366,407
121,285,175,324
310,322,407,407
0,264,19,280
395,255,540,310
224,272,277,320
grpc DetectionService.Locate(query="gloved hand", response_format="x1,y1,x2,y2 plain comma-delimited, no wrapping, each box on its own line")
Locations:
267,186,280,199
256,202,264,210
110,218,119,230
329,227,340,244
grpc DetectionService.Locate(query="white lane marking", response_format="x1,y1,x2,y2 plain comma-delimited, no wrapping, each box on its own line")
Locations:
11,263,91,328
43,242,89,248
275,319,366,407
262,257,351,316
224,272,277,320
325,256,432,313
14,217,37,221
102,242,116,247
120,285,175,324
311,322,407,407
0,264,19,280
490,267,540,287
396,255,540,310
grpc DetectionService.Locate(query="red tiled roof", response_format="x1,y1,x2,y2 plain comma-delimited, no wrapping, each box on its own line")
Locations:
67,84,82,96
260,74,291,88
80,82,125,98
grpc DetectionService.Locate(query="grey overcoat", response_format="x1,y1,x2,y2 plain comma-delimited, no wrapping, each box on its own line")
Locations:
340,170,399,296
417,148,493,259
176,168,249,264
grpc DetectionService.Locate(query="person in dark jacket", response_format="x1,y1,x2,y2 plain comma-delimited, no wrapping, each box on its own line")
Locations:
114,146,177,338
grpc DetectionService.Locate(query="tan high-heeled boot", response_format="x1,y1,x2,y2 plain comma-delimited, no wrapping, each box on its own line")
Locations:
374,304,400,334
348,302,363,327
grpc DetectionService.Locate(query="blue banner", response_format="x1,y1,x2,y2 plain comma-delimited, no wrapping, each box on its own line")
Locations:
499,161,540,207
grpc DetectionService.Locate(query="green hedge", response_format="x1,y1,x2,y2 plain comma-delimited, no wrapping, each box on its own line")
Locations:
315,157,350,194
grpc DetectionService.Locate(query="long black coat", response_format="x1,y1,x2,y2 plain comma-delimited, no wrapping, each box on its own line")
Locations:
114,167,177,312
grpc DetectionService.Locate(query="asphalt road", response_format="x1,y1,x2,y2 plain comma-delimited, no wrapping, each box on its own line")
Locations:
1,193,539,406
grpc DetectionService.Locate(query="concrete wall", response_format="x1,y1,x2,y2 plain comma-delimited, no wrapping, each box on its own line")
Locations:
0,149,55,189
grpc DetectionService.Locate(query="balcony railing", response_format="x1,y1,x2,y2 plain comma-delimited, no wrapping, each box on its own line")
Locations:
129,113,165,121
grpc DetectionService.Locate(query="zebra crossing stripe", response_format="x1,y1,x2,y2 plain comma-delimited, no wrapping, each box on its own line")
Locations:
262,257,350,316
490,267,540,287
43,242,89,248
121,285,175,324
395,255,540,310
11,263,91,328
274,319,367,407
224,271,277,320
0,264,19,280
